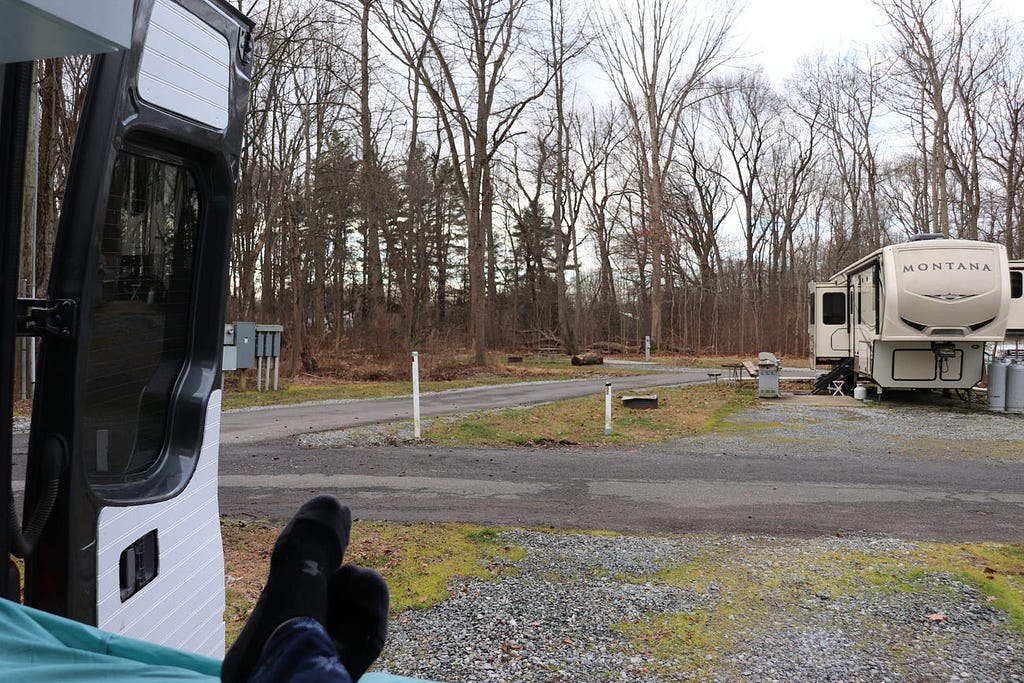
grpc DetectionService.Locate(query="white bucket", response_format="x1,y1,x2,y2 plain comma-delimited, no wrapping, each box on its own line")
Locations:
853,385,867,400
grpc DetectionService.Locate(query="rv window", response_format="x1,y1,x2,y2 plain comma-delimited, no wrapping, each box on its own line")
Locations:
822,292,845,325
1012,271,1022,299
81,153,200,481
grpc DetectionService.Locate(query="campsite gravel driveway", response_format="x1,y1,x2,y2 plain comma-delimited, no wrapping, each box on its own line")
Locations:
327,395,1024,682
376,530,1023,682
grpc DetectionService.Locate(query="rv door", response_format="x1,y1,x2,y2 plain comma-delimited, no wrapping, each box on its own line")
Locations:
1008,262,1024,339
809,282,850,365
18,0,252,657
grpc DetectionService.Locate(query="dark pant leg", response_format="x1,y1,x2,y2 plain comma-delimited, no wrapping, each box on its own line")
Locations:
248,617,352,683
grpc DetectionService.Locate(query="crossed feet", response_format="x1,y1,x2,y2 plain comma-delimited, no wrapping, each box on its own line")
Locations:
221,496,389,682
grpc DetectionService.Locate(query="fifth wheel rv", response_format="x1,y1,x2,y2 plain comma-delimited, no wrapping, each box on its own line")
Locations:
809,237,1010,391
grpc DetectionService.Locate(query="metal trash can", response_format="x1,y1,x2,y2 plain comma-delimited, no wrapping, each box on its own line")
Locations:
757,352,781,398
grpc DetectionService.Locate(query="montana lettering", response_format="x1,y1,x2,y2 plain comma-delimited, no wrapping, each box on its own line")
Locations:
902,262,992,272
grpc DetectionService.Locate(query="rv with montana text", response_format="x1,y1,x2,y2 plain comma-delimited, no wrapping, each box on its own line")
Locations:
809,236,1011,392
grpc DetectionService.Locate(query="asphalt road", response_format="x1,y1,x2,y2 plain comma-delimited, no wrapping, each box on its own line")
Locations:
217,376,1024,542
221,369,726,444
13,370,1022,541
220,437,1024,541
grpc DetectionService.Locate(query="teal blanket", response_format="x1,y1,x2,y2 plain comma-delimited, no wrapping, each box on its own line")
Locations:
0,599,435,682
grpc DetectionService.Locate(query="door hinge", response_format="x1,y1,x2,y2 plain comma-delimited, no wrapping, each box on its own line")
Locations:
15,298,76,338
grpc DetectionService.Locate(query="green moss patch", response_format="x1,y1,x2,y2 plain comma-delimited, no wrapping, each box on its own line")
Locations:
423,384,758,447
223,519,523,646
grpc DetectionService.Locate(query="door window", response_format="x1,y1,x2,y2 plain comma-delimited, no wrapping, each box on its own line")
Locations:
822,292,845,325
82,153,200,481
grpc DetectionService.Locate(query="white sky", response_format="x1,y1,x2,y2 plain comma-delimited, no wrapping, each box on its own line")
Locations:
734,0,1024,82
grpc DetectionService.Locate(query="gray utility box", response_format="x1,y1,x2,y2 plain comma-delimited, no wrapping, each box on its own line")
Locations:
255,324,283,359
233,322,257,369
222,322,256,371
757,352,781,398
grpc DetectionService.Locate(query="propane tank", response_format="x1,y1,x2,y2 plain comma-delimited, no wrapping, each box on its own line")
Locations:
853,385,867,400
988,358,1008,412
1005,362,1024,414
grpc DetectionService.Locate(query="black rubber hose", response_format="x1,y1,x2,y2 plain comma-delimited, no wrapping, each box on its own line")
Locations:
9,438,63,559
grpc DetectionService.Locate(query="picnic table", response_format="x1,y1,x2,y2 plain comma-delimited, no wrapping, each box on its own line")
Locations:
720,362,744,381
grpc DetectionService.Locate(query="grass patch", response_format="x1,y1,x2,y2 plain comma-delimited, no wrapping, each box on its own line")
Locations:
422,383,759,447
615,610,722,674
616,539,1024,678
931,543,1024,633
222,362,662,411
222,518,523,646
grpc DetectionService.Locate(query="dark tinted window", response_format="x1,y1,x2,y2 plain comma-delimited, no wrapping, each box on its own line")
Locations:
1012,271,1022,299
82,154,199,481
822,292,846,325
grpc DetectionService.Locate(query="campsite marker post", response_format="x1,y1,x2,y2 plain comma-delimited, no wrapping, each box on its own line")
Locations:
412,351,421,438
605,382,612,435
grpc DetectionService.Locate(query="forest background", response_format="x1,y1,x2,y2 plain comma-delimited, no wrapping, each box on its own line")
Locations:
18,0,1024,376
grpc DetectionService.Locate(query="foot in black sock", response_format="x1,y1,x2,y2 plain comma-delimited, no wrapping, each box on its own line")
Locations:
327,564,389,681
221,495,351,682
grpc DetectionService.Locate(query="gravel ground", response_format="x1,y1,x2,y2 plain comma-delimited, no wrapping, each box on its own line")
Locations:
375,530,1024,682
673,400,1024,461
12,415,30,434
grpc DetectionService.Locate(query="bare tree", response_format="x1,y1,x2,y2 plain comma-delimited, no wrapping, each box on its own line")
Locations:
984,20,1024,255
359,0,387,330
879,0,987,237
709,70,779,350
666,104,732,351
542,0,590,354
377,0,551,364
577,106,628,341
794,53,886,263
596,0,737,350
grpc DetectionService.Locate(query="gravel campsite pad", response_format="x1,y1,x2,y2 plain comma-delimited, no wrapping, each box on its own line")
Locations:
679,399,1024,461
376,530,1024,682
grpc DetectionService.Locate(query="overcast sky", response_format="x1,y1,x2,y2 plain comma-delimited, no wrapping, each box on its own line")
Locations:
734,0,1024,82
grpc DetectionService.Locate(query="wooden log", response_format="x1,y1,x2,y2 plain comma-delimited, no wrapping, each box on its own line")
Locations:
571,352,604,366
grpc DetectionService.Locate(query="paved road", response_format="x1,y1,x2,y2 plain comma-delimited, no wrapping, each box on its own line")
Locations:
217,378,1024,542
18,370,1021,541
221,369,732,444
219,437,1024,542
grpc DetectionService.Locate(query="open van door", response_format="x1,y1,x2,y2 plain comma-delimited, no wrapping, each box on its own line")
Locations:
16,0,252,657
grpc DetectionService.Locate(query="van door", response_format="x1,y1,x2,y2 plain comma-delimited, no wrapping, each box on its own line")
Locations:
19,0,252,657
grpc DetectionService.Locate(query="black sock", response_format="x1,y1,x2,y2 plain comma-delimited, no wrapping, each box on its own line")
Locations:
221,496,351,682
327,564,389,681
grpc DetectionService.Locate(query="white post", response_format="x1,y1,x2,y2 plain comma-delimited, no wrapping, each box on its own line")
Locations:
256,355,263,392
412,351,421,438
604,382,612,435
264,345,271,391
645,335,651,361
